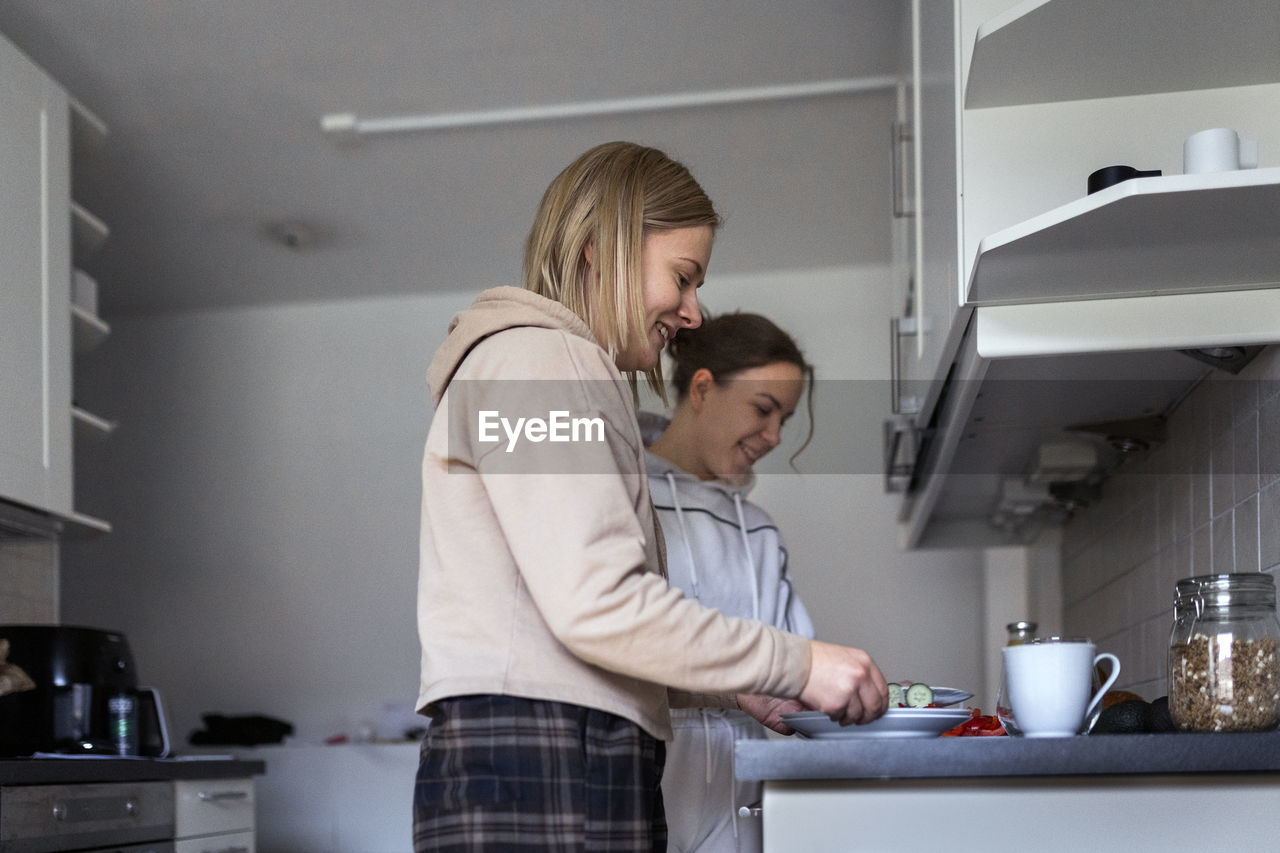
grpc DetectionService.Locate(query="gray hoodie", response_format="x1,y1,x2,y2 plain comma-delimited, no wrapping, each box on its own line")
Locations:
416,287,811,740
642,422,814,638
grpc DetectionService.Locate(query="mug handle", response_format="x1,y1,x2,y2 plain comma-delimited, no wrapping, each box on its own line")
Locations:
1086,653,1121,723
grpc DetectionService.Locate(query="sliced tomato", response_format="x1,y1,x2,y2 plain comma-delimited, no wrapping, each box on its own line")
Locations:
940,711,1007,737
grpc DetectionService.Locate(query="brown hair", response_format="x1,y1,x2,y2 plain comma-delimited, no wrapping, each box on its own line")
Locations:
666,312,816,463
523,141,721,397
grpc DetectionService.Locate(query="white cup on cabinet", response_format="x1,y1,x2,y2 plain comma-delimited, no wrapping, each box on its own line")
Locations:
1002,637,1120,737
1183,127,1259,174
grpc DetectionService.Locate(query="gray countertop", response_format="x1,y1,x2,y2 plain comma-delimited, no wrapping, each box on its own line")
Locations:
0,757,265,786
735,731,1280,782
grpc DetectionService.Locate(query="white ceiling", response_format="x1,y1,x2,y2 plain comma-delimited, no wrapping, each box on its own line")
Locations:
0,1,904,315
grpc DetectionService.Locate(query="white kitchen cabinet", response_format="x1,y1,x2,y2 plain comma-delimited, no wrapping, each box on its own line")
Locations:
174,777,256,853
0,32,111,536
890,0,967,427
893,0,1280,547
0,33,73,521
762,776,1280,853
246,743,418,853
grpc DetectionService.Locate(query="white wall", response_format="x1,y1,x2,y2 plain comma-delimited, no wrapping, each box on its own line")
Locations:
1062,347,1280,700
63,289,474,743
61,265,985,750
0,540,58,623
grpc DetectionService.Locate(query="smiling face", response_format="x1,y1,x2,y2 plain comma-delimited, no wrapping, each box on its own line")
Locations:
687,361,805,482
613,225,713,373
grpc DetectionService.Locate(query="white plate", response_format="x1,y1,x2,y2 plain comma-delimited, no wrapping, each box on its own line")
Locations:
783,707,974,739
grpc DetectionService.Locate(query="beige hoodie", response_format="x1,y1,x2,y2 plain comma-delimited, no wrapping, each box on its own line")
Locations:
417,287,810,739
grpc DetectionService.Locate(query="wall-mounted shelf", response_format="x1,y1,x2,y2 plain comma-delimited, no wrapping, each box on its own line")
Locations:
71,201,109,258
72,405,117,443
965,0,1280,108
69,95,113,537
63,509,111,537
69,96,108,154
0,497,110,540
965,167,1280,306
71,304,110,352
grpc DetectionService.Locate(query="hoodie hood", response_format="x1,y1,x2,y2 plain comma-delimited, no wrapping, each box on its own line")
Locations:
427,286,596,405
639,411,757,498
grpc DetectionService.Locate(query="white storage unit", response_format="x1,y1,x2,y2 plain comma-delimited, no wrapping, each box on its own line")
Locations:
890,0,1280,548
0,32,73,523
247,743,418,853
174,777,256,853
0,30,111,537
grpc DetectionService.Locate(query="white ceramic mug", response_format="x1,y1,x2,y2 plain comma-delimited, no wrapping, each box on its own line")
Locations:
1183,127,1259,174
1002,637,1120,738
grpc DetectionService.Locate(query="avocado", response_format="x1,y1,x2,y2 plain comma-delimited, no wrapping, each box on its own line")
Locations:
1091,699,1153,734
1149,695,1176,733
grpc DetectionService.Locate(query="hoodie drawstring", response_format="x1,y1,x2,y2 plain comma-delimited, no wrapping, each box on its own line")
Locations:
665,472,701,598
728,491,759,839
732,492,760,621
688,709,741,840
659,465,759,842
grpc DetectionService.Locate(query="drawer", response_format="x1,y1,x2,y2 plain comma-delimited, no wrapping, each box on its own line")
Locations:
174,829,254,853
0,781,173,853
173,778,254,837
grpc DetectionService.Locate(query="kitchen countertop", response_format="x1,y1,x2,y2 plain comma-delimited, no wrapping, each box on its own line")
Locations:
735,730,1280,782
0,756,266,785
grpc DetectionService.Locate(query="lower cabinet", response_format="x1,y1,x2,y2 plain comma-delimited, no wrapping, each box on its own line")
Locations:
248,743,418,852
0,780,172,853
173,778,255,853
174,831,254,853
0,776,255,853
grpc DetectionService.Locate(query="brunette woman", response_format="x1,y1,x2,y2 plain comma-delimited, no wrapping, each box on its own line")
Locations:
643,312,817,853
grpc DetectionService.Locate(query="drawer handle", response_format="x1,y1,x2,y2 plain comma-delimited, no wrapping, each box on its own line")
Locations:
197,790,250,802
51,796,139,822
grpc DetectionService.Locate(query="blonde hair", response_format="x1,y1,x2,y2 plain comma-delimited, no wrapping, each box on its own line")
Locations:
523,141,721,396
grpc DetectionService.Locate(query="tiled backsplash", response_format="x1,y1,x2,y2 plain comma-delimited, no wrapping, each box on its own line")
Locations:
0,541,57,623
1062,346,1280,700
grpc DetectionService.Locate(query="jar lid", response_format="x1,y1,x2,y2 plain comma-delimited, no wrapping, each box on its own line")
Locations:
1175,572,1275,591
1174,572,1276,608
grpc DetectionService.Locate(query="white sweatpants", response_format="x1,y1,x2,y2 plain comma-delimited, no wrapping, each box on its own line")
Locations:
662,709,764,853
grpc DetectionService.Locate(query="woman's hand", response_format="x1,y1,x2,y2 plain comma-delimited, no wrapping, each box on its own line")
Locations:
798,640,889,726
737,694,806,734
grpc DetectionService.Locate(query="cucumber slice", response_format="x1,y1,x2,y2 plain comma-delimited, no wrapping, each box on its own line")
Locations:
905,683,935,707
888,683,904,707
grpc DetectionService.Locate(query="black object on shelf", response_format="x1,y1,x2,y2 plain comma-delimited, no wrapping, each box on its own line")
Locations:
1087,164,1162,195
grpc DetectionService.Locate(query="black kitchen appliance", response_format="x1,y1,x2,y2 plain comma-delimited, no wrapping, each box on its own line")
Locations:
0,624,169,757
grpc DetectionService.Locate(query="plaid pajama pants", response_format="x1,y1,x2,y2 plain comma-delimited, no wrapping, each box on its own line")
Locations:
413,695,667,852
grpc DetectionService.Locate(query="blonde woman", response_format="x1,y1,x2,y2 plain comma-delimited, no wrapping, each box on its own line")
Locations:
414,142,887,851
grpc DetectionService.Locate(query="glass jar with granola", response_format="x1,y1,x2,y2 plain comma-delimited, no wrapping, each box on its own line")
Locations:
1168,573,1280,733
